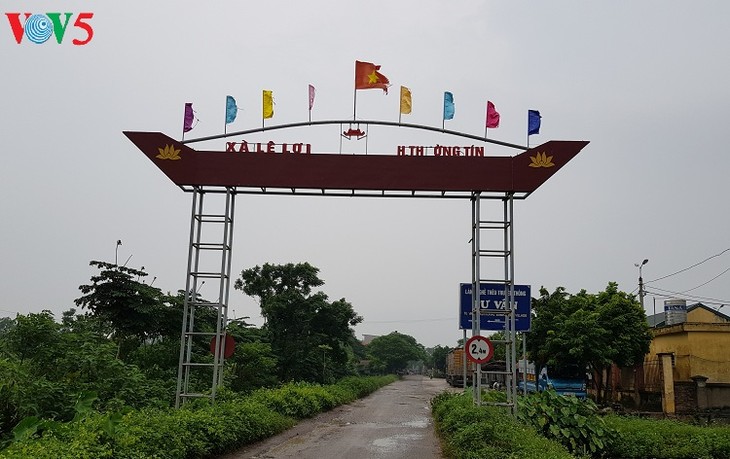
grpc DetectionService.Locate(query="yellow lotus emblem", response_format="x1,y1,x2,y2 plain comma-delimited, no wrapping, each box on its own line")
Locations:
156,144,182,161
529,152,554,168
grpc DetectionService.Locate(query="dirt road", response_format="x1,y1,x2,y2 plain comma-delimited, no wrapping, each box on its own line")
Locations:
220,375,452,459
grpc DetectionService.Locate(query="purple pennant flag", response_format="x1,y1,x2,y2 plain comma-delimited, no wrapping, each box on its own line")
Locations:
308,84,315,111
183,103,194,133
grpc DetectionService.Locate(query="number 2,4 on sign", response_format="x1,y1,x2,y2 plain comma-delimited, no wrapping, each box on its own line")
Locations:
465,335,494,364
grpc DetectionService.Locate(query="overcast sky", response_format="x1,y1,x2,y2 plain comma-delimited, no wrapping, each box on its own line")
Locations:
3,1,730,348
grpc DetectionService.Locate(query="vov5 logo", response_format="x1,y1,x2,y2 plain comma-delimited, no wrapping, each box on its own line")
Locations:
5,12,94,45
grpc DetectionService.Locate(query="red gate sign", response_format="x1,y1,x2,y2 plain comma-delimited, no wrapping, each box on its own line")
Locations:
465,335,494,364
123,131,588,194
210,334,235,359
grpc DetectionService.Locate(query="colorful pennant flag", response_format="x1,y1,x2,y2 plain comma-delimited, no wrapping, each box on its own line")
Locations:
263,90,274,119
528,110,541,135
443,92,455,120
183,103,195,133
486,101,500,128
400,86,412,115
355,60,390,94
308,84,316,111
225,96,238,124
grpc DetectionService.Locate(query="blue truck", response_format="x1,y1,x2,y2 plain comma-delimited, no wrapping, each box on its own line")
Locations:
517,360,587,399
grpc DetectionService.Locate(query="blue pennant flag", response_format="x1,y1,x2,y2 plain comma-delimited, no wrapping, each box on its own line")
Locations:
225,96,238,124
443,92,455,120
528,110,541,135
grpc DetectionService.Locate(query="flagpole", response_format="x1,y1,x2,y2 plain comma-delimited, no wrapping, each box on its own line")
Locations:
365,124,369,155
353,61,358,121
224,97,227,136
353,89,357,121
484,100,488,138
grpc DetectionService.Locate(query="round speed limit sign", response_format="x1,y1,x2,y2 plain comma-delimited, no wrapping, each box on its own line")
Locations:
465,335,494,364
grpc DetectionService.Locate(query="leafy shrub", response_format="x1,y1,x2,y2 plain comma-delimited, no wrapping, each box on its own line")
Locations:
432,391,573,459
0,375,397,459
603,414,730,459
0,414,113,459
517,389,614,456
247,383,323,418
335,375,397,399
246,377,395,419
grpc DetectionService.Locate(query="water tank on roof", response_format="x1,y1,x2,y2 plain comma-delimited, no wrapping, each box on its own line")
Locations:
664,299,687,325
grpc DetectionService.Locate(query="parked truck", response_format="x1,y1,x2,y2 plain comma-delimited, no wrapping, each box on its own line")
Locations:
517,359,587,399
445,347,474,387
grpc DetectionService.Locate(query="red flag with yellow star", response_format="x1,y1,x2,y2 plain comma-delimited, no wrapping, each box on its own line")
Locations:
355,60,390,94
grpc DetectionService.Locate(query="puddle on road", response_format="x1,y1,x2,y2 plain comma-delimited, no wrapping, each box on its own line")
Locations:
372,433,421,454
402,418,429,428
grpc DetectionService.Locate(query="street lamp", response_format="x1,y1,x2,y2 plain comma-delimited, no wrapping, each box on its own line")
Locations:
635,259,649,312
115,240,122,266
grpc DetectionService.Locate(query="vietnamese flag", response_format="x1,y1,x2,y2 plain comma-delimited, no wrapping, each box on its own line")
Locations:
355,61,390,94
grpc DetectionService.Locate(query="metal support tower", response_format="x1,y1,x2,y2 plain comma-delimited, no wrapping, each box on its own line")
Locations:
470,192,517,415
175,186,236,408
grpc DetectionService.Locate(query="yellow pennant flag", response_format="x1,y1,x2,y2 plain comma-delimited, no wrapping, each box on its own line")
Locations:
399,86,412,115
263,90,274,119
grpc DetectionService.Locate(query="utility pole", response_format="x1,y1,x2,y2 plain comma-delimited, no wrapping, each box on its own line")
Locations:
635,259,649,311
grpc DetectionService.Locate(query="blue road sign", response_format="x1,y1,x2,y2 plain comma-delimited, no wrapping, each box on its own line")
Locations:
459,283,531,331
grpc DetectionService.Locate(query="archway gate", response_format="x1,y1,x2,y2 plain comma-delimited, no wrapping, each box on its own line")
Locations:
124,121,588,412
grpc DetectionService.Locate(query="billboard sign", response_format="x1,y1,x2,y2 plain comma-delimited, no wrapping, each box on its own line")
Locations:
459,283,531,331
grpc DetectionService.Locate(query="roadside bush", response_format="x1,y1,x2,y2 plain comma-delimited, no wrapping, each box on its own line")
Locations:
335,375,397,399
245,376,395,419
603,415,730,459
432,391,573,459
247,382,327,418
518,389,614,456
0,375,397,459
0,414,113,459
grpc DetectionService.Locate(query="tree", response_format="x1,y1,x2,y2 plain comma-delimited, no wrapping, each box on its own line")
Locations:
235,262,362,383
234,262,324,304
75,262,168,342
0,317,14,336
428,345,452,375
366,332,427,374
74,261,195,362
0,310,174,436
527,283,651,402
2,311,61,365
224,318,278,392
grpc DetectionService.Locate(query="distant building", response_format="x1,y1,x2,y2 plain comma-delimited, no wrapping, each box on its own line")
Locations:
642,303,730,413
361,334,380,346
603,303,730,414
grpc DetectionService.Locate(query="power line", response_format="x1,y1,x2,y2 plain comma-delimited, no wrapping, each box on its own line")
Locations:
362,317,454,324
679,266,730,293
647,248,730,283
644,287,730,307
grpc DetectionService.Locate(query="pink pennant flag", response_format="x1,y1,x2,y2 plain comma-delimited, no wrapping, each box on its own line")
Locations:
183,103,195,132
486,101,500,128
308,84,316,111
